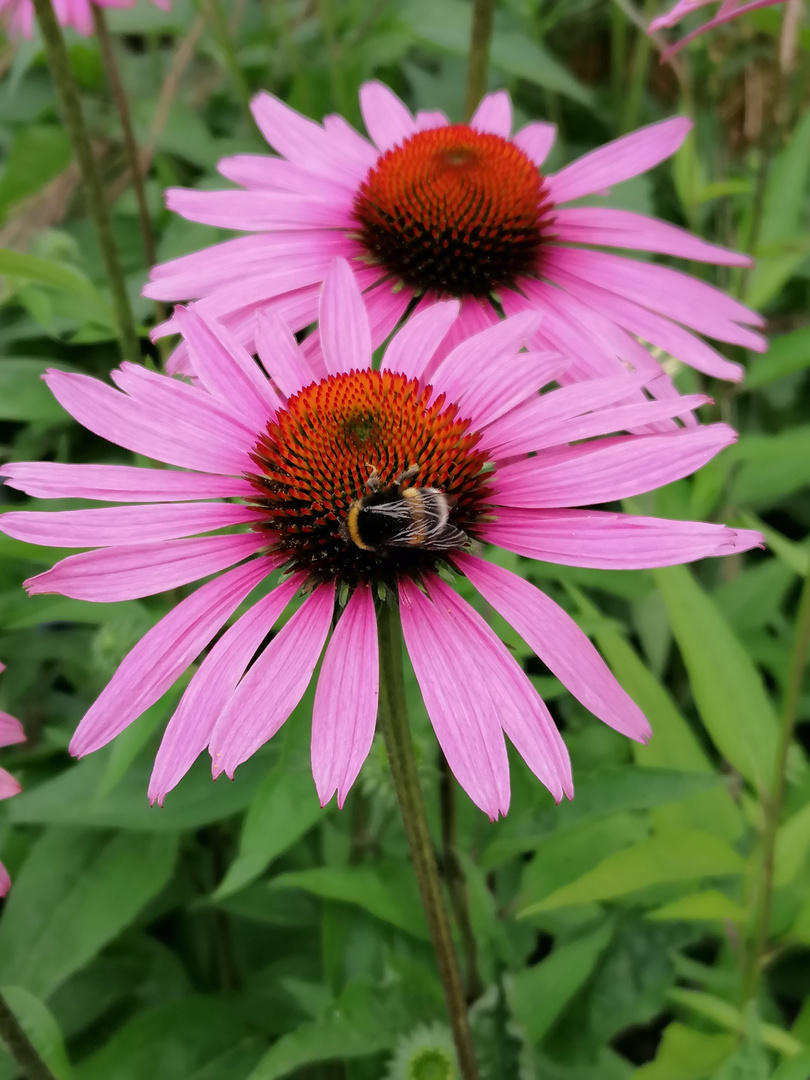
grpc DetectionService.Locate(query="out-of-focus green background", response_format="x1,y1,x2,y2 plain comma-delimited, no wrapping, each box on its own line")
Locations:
0,1,809,1077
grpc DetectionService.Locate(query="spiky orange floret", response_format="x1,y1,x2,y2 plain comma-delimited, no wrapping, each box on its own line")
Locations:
248,369,493,587
352,125,554,297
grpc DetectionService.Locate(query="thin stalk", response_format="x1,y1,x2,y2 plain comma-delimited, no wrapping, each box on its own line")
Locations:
439,755,484,1003
610,1,627,128
743,567,810,1003
377,603,480,1080
621,0,656,134
91,6,157,269
0,992,58,1080
198,0,251,112
464,0,497,123
31,0,140,363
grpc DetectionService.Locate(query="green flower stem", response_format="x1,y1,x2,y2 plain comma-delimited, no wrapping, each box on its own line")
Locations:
464,0,497,123
377,603,481,1080
31,0,140,363
0,992,58,1080
744,564,810,1002
91,6,157,270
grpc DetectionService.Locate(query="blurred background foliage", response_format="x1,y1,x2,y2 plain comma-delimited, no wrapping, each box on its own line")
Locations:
1,0,810,1077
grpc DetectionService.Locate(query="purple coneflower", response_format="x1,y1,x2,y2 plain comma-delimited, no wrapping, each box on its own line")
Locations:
650,0,786,58
0,663,24,897
1,260,761,818
0,0,169,38
145,82,764,396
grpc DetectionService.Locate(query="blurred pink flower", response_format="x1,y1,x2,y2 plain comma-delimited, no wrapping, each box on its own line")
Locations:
0,662,25,898
146,82,764,403
650,0,785,58
2,260,762,818
1,0,170,39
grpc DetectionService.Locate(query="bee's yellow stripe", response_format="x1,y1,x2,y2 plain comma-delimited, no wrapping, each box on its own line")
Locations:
346,502,374,550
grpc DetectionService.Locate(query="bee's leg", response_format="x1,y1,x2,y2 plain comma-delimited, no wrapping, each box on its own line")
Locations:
364,464,382,493
394,464,421,490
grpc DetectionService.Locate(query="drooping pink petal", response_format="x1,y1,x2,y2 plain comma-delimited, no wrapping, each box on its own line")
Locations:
470,91,512,137
25,533,267,603
319,258,373,375
459,555,650,741
485,508,764,568
149,576,302,804
44,370,253,476
0,767,21,800
422,579,574,803
554,208,751,267
381,299,460,380
494,424,736,508
210,584,336,778
512,121,557,168
655,0,780,60
1,503,258,549
311,584,378,808
0,461,253,504
398,578,511,819
547,117,692,204
70,559,270,757
359,80,418,153
650,0,718,30
0,713,25,747
174,306,280,427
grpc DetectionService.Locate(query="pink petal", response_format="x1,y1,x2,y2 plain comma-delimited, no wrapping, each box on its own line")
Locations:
398,578,511,818
255,309,316,398
319,258,373,375
0,767,21,800
311,584,378,808
459,555,650,741
414,110,449,131
650,0,715,30
485,508,764,568
149,576,302,804
165,188,352,231
421,579,573,803
322,113,380,174
0,712,25,748
70,559,270,757
25,533,267,603
217,155,357,198
210,585,335,778
494,424,736,508
658,0,779,59
1,462,254,503
381,300,460,380
547,117,692,204
1,503,257,549
554,207,751,267
44,370,253,477
359,80,417,153
512,121,557,168
174,306,280,428
0,862,9,897
470,90,512,137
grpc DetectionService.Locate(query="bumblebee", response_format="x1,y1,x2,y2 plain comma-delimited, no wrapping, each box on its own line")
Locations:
341,466,469,553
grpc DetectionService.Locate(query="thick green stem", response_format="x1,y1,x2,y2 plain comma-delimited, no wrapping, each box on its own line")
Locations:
31,0,140,363
377,603,480,1080
0,992,58,1080
92,6,157,270
464,0,497,123
744,567,810,1002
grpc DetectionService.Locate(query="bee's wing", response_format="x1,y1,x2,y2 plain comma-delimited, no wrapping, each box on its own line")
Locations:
364,500,468,550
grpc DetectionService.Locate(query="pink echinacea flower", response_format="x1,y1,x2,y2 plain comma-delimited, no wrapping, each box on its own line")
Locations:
1,0,170,39
650,0,786,58
145,81,765,398
1,260,762,818
0,662,25,897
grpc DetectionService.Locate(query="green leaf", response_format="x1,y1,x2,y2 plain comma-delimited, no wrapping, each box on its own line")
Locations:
770,1050,810,1080
247,980,400,1080
0,126,71,222
509,921,614,1044
729,428,810,509
653,566,779,793
0,986,73,1080
666,990,805,1057
0,827,177,998
630,1022,735,1079
744,327,810,389
519,832,746,915
213,764,327,900
0,248,113,326
646,890,749,925
268,865,428,939
0,359,76,423
775,800,810,886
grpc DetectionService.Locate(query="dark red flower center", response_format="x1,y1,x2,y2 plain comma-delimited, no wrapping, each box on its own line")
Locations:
352,125,554,298
247,369,493,589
